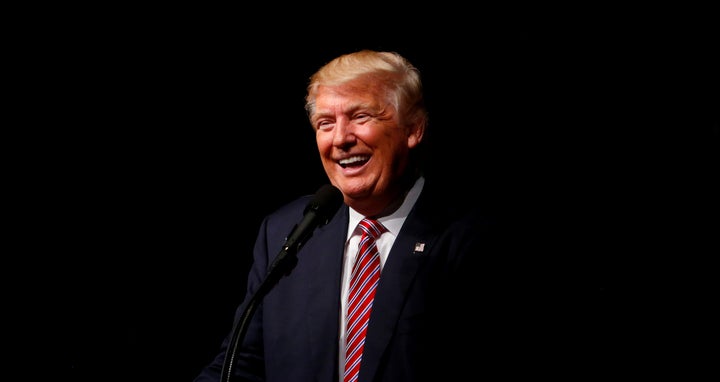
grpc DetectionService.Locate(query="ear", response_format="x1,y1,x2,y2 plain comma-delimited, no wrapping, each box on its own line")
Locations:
406,118,426,149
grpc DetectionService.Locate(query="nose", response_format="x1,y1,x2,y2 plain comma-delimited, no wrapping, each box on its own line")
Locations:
332,119,356,147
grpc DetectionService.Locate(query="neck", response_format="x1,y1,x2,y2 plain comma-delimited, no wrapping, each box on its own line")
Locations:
354,171,420,218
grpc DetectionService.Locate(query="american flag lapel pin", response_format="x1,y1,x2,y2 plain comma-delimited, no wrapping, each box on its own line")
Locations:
414,242,425,253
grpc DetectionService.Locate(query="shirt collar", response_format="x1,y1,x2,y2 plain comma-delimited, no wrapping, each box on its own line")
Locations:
346,176,425,239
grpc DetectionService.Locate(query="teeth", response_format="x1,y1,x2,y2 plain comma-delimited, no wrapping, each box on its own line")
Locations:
339,155,368,165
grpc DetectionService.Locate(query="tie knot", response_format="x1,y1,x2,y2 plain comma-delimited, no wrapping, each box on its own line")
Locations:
358,218,386,240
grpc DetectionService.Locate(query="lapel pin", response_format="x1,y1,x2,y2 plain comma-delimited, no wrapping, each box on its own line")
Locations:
414,242,425,252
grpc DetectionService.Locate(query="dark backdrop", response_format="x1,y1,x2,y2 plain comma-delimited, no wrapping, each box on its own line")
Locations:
30,13,716,382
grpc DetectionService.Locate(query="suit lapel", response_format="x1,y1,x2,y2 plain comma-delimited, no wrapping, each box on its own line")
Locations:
299,206,349,381
358,191,443,381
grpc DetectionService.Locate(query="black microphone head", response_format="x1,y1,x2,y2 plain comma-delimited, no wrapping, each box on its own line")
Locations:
304,184,344,222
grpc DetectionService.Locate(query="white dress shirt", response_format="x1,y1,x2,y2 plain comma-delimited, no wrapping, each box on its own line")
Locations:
338,176,425,379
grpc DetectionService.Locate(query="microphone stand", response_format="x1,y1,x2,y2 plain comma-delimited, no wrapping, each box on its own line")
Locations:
219,184,342,382
219,244,299,382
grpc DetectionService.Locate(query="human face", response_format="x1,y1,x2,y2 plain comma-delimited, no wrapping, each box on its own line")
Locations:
310,78,423,216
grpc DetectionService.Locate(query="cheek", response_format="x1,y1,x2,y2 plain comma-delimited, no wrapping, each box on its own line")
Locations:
316,132,332,154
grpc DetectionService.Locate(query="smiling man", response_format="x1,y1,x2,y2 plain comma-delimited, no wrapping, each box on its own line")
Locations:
195,50,506,382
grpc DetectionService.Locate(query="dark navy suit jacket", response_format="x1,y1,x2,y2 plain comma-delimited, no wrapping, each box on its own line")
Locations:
194,180,612,381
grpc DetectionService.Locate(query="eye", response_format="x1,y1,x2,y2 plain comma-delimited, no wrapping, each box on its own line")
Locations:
353,113,371,122
316,120,334,131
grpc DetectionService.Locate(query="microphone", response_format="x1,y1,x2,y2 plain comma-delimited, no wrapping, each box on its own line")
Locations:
284,184,344,252
268,184,344,275
220,184,343,382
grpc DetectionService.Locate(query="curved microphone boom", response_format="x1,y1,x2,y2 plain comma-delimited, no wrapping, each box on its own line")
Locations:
268,183,344,276
220,184,343,382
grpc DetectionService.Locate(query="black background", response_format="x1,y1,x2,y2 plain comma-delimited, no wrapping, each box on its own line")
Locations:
16,9,717,382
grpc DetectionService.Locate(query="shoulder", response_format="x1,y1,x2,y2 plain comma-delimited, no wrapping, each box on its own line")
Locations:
261,189,347,236
262,193,314,230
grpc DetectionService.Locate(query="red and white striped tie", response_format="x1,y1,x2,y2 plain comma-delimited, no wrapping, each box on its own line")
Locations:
344,218,386,382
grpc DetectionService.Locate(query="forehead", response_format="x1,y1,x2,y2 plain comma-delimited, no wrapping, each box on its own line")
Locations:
314,79,389,108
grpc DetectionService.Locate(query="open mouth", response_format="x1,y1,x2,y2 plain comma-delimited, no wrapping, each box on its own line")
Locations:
339,155,370,169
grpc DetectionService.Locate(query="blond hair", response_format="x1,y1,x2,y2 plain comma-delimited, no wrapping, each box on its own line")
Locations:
305,50,428,131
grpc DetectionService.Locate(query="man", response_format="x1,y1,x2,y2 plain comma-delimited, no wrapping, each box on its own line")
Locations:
195,49,532,382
